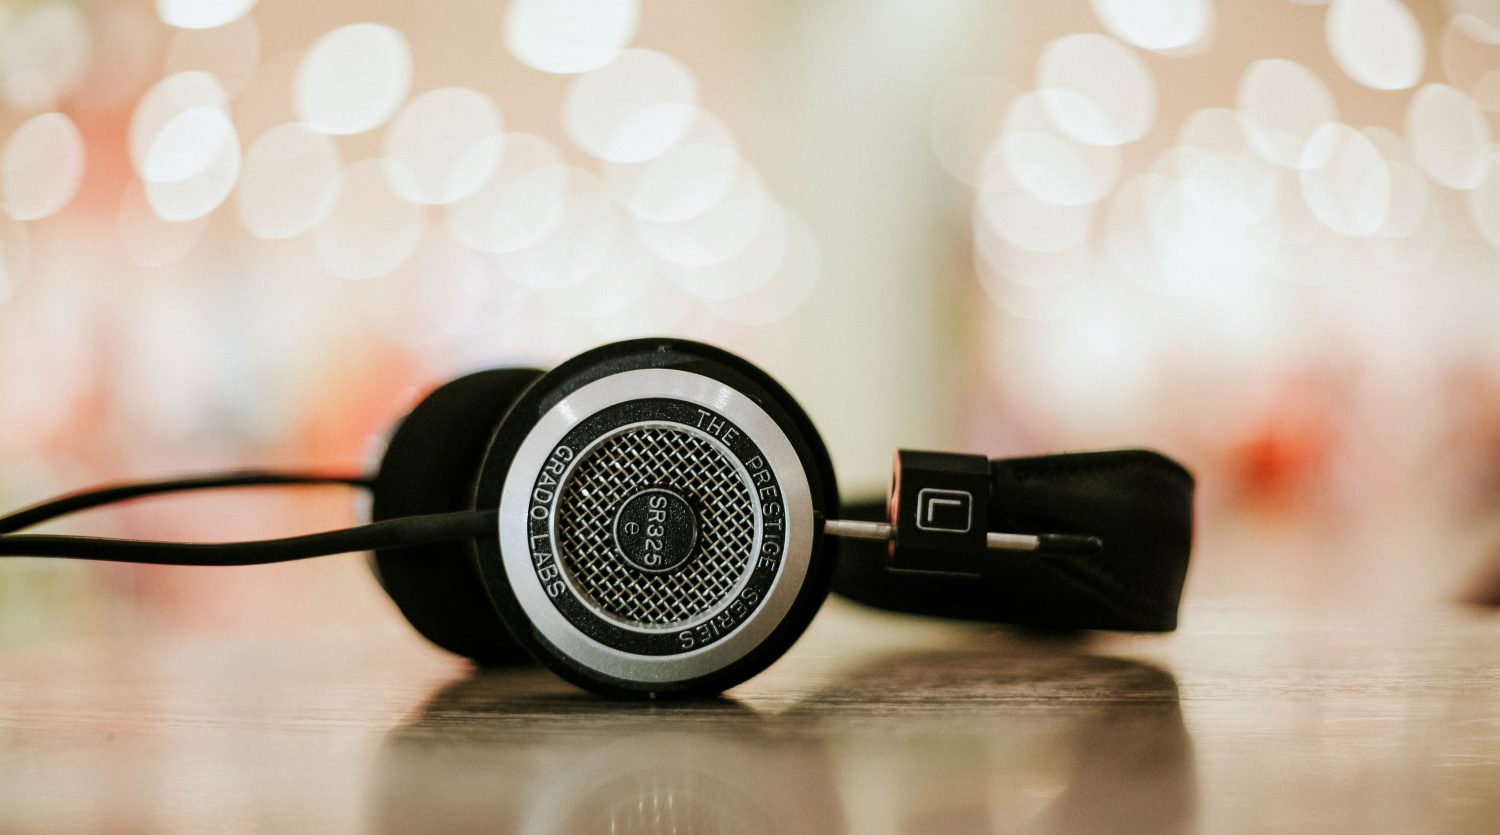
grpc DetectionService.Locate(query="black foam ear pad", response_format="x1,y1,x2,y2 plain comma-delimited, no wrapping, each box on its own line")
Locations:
369,368,543,665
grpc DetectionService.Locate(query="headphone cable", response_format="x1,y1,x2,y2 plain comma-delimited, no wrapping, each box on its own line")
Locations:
0,470,497,565
0,509,498,565
0,471,372,535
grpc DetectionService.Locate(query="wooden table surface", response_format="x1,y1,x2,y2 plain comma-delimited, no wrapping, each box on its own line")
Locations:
0,590,1496,834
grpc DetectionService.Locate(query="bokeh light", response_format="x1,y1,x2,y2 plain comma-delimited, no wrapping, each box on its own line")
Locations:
143,107,241,222
1138,152,1278,295
999,91,1121,206
144,106,234,184
1326,0,1424,90
504,0,640,74
606,112,740,223
974,216,1088,320
1172,151,1277,229
1300,123,1391,236
668,203,790,300
1036,33,1157,146
496,167,620,289
975,147,1096,253
1237,59,1338,169
1406,83,1493,189
1362,127,1431,239
564,49,699,163
703,211,820,326
382,87,504,206
130,71,228,177
1445,0,1500,31
1174,109,1280,231
540,230,652,320
1,113,85,222
156,0,258,31
1090,0,1215,53
447,132,569,254
234,123,342,240
294,23,412,136
1378,165,1432,241
636,170,770,266
1439,14,1500,111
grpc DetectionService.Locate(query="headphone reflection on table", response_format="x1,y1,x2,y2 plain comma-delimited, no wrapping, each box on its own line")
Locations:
0,339,1195,697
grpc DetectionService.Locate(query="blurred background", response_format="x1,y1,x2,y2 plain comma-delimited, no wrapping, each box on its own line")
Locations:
1,0,1499,649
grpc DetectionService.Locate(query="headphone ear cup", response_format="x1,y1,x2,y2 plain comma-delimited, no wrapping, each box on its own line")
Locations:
471,339,840,696
369,368,542,665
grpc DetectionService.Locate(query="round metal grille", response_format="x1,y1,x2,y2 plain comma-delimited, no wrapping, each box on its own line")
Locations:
555,424,756,627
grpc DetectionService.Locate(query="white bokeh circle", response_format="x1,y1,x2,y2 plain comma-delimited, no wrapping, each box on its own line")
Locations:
157,0,257,30
975,147,1095,253
448,132,570,254
234,122,342,239
1,112,86,221
504,0,639,74
605,112,740,223
1439,14,1500,111
1299,123,1391,236
635,170,770,267
130,71,228,178
563,49,699,163
1326,0,1424,90
1237,59,1338,169
144,106,236,184
494,168,620,289
1406,83,1493,189
1090,0,1214,52
143,110,241,221
382,87,503,205
998,92,1121,206
1036,33,1157,146
294,23,412,136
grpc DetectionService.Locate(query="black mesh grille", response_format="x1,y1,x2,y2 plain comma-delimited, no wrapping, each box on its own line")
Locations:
556,424,756,627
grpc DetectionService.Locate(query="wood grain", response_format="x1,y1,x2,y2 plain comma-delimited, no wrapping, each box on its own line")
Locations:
0,596,1496,833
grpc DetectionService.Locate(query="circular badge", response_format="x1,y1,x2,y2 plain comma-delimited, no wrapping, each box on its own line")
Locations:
611,487,700,574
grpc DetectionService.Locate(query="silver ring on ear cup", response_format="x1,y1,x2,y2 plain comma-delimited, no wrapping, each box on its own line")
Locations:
498,367,816,688
471,338,838,696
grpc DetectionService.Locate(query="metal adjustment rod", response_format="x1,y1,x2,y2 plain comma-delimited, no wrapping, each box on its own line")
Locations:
822,518,1102,556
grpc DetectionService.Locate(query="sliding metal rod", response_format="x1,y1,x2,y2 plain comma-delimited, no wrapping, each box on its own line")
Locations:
822,518,1101,556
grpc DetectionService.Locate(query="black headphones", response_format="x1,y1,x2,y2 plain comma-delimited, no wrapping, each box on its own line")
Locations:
0,338,1194,697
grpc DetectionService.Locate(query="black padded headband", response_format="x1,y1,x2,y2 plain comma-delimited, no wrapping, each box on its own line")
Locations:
831,449,1194,632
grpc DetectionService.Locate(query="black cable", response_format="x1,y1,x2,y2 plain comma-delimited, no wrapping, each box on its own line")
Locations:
0,471,372,535
0,509,498,565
